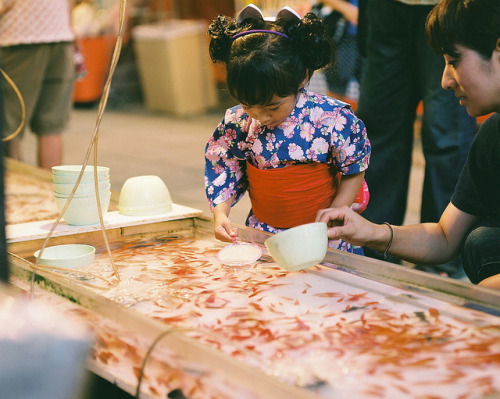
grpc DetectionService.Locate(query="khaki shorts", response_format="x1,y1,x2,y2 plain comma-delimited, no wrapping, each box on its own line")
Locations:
1,42,75,137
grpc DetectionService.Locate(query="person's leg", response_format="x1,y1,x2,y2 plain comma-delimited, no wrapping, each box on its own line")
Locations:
30,42,74,170
356,0,421,261
462,221,500,285
6,137,21,160
1,44,43,162
37,134,62,169
357,0,420,228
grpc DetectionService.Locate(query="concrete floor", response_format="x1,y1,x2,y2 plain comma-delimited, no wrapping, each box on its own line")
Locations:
19,102,424,228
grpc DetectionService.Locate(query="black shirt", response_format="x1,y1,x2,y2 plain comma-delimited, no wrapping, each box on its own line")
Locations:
451,113,500,220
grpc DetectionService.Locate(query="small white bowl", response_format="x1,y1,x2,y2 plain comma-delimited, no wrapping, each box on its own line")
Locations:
264,222,328,271
34,244,96,269
118,175,173,216
55,192,111,225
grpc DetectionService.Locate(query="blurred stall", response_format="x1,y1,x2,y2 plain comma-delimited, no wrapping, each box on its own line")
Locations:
132,19,217,116
72,0,122,103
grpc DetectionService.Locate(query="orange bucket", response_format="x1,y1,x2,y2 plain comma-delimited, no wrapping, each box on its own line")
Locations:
73,35,115,103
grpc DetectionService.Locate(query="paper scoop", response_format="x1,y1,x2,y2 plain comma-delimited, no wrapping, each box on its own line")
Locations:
217,241,262,266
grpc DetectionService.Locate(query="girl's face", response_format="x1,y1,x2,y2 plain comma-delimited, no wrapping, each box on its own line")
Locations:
441,41,500,117
241,93,298,128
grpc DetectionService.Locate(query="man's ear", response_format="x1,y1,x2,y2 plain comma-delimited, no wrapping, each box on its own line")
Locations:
493,38,500,66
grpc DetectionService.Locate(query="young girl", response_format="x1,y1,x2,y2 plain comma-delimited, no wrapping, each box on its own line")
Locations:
205,4,370,254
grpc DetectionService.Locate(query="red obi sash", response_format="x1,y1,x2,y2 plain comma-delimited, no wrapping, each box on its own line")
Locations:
246,161,369,229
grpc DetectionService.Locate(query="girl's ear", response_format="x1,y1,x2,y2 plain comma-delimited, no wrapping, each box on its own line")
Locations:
237,4,264,24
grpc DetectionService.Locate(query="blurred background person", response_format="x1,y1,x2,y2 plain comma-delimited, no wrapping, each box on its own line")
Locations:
308,0,364,104
0,0,76,170
355,0,477,279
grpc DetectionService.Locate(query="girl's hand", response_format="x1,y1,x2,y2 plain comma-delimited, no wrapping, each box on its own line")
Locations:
212,196,238,242
214,213,238,242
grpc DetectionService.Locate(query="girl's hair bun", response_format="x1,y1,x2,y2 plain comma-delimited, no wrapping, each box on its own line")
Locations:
207,8,335,104
208,15,239,64
285,12,335,70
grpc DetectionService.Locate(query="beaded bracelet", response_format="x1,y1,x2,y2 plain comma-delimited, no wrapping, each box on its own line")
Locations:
382,222,393,260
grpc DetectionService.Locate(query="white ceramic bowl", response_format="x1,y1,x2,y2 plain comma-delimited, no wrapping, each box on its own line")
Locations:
53,181,111,196
34,244,96,269
52,165,109,176
52,174,109,184
264,222,328,271
118,175,173,216
52,165,109,185
55,192,111,225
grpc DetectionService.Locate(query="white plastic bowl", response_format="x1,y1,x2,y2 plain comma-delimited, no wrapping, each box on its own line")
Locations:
34,244,96,269
118,175,173,216
264,222,328,271
55,192,111,225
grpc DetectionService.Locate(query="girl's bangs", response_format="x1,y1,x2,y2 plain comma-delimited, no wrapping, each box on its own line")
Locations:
228,65,279,105
227,54,299,105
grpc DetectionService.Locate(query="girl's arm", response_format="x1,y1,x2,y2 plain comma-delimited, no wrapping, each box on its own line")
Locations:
213,194,238,242
205,113,247,242
329,171,364,208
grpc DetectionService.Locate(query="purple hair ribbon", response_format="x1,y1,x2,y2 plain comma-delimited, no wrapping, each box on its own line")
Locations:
232,29,290,41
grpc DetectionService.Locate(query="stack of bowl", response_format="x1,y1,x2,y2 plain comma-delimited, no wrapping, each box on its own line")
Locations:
52,165,111,226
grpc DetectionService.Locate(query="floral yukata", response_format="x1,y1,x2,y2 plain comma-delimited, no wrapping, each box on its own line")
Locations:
205,89,371,254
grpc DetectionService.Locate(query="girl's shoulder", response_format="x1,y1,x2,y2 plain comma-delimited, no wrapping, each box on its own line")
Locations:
299,89,359,123
300,89,353,112
222,104,249,126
